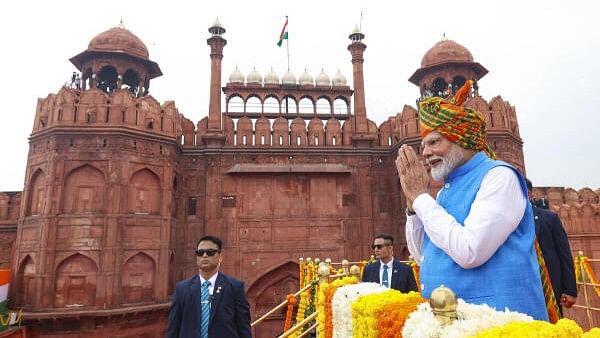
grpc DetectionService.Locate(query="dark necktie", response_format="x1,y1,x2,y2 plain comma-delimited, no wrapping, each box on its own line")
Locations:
382,264,389,288
200,281,211,338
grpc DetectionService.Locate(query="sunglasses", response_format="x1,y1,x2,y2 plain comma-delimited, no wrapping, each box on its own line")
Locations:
371,244,390,250
195,249,220,257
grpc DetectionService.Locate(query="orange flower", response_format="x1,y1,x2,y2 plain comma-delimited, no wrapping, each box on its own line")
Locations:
284,294,297,331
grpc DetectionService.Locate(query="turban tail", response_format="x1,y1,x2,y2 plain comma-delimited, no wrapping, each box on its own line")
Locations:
418,80,496,159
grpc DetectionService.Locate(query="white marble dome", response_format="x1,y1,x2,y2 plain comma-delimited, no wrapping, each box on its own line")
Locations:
246,67,262,84
228,66,244,83
332,70,347,86
281,70,297,85
264,67,279,85
298,69,314,86
316,69,331,86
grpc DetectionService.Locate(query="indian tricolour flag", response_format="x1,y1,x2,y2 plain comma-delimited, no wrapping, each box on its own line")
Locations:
277,16,288,47
0,269,10,330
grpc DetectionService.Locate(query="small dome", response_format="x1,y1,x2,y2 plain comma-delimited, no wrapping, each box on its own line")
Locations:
315,70,331,86
88,26,149,60
211,18,224,30
282,70,297,85
246,67,262,84
298,69,314,86
229,66,244,83
209,18,226,36
332,70,347,86
264,67,279,85
421,39,474,68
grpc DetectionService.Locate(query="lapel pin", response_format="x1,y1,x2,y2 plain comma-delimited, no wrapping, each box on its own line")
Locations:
393,270,398,273
216,286,222,294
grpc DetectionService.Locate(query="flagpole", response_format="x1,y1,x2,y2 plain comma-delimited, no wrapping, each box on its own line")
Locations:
286,15,290,70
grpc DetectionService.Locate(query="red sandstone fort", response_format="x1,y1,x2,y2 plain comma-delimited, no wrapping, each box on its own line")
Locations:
0,20,598,337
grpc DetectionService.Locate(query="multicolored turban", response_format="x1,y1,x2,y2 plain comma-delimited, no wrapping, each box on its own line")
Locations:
418,80,496,159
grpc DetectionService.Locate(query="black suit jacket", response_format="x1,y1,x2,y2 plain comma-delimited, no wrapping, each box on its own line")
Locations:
361,259,418,293
533,206,577,304
166,273,252,338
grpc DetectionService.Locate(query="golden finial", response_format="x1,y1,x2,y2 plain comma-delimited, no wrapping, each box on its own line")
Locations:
430,285,458,326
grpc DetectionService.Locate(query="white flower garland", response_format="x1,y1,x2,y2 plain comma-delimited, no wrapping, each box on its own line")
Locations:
331,282,387,338
402,299,533,338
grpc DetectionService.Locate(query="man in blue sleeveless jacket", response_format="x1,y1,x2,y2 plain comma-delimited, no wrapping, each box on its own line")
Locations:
396,80,548,320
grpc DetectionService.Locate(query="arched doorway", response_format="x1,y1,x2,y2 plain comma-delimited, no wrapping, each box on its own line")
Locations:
247,261,299,338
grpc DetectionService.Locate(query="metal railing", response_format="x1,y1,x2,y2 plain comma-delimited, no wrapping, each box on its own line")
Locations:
570,251,600,328
252,257,366,338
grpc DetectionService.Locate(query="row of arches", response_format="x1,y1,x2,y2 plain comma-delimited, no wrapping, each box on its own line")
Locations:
26,165,162,216
86,65,147,95
16,252,173,307
421,75,468,97
226,95,350,115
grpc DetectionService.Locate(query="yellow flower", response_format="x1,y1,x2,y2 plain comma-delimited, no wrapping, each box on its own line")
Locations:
470,318,584,338
583,327,600,338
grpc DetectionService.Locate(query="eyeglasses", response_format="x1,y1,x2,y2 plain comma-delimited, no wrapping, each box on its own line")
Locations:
371,244,390,250
195,249,220,257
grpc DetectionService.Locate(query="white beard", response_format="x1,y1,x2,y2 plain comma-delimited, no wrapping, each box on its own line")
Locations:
428,144,465,181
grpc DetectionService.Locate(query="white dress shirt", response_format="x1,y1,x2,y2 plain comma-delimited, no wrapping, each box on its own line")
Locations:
405,166,526,269
379,258,394,288
199,272,219,295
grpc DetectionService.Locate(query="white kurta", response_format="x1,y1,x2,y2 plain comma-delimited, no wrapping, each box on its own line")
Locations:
405,166,526,269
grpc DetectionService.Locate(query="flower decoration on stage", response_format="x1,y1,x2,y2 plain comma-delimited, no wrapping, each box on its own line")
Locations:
472,318,583,337
583,328,600,338
331,282,387,338
317,276,358,338
402,299,533,338
352,290,425,338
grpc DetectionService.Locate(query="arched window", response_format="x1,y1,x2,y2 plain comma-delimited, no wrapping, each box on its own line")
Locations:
316,98,331,114
97,66,118,93
246,96,262,113
54,254,98,307
452,75,467,93
26,169,46,216
227,96,244,113
281,96,297,114
16,256,36,306
432,77,448,97
62,165,105,214
123,69,140,94
298,97,314,114
333,98,349,114
128,169,161,214
264,96,279,113
122,252,155,303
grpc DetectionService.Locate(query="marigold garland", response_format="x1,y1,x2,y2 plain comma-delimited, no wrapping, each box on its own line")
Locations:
299,259,305,289
317,276,358,338
351,290,425,338
332,282,387,338
469,318,583,338
283,294,297,332
583,327,600,338
402,299,533,338
290,261,316,338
